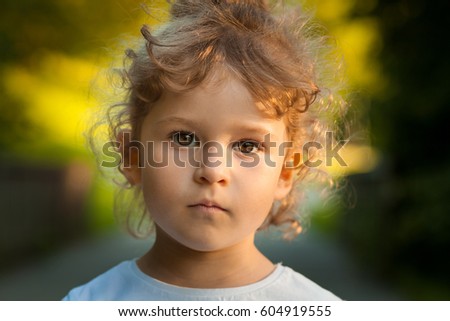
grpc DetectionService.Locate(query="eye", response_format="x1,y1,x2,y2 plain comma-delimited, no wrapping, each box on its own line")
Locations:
170,131,199,147
233,140,262,154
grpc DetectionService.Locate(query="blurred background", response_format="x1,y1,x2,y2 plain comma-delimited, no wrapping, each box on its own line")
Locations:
0,0,449,300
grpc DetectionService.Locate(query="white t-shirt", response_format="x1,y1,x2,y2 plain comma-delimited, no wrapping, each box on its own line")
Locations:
63,260,340,300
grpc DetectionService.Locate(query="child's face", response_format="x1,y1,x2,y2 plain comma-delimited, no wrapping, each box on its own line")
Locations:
126,74,293,252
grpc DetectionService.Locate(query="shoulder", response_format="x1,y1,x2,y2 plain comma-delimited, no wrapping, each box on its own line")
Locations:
62,260,140,301
253,264,341,300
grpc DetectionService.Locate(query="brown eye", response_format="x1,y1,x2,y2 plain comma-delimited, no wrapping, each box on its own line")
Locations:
172,131,198,147
234,140,261,154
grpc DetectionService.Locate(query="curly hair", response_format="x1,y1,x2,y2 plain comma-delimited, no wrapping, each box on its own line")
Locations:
95,0,347,239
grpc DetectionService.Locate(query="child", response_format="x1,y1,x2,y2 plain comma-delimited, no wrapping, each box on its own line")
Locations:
64,0,345,300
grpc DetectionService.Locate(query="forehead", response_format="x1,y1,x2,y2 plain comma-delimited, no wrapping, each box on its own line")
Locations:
141,73,288,140
154,79,257,120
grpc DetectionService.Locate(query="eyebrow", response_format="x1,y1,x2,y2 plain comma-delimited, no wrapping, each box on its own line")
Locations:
155,116,198,127
155,116,280,139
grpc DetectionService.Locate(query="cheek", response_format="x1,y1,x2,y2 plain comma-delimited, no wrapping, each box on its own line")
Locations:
233,164,282,211
144,141,170,167
141,167,177,213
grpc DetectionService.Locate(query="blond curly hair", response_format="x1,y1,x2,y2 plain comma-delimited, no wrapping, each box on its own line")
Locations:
97,0,347,239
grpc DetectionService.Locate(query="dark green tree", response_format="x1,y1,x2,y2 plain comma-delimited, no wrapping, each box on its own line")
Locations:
341,0,450,299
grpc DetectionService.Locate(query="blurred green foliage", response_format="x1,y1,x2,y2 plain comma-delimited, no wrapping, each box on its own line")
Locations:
316,0,450,299
0,0,169,153
0,0,169,227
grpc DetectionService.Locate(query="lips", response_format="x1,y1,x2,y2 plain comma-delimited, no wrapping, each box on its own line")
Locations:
188,200,227,212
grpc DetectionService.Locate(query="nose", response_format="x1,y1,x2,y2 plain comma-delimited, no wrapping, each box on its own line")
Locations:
193,142,229,185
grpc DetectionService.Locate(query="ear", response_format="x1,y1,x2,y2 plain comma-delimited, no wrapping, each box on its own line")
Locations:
274,166,294,200
274,149,301,200
117,130,142,186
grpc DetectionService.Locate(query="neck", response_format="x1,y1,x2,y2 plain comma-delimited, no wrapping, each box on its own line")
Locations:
137,227,274,288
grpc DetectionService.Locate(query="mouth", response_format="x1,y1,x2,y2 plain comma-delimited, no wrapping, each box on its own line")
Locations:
188,200,227,212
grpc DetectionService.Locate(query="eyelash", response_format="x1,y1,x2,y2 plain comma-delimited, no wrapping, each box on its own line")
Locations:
168,130,199,147
231,139,264,154
168,130,264,154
